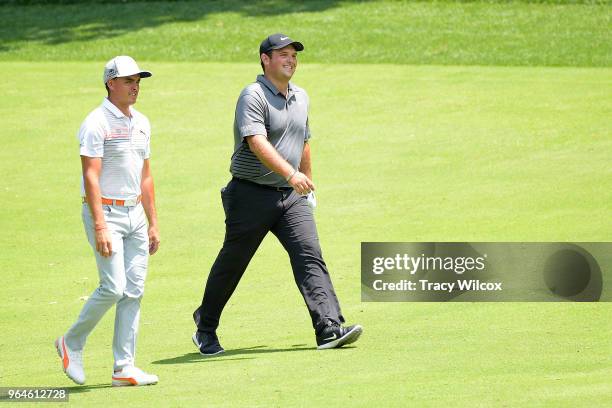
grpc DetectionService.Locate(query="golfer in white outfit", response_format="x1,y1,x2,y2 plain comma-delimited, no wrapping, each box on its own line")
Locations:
55,56,160,387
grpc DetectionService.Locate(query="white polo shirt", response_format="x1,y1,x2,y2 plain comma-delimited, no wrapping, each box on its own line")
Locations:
78,98,151,199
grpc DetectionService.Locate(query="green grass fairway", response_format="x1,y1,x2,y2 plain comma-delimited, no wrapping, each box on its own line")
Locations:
1,62,610,407
1,0,610,66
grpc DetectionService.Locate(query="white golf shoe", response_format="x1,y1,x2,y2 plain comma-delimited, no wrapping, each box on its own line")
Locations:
55,336,85,385
112,366,158,387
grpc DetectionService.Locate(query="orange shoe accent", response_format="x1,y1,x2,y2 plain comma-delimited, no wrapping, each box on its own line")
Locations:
61,338,69,370
112,377,138,385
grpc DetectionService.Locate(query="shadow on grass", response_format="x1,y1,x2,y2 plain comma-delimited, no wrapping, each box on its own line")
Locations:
151,344,329,365
0,0,346,52
63,383,114,394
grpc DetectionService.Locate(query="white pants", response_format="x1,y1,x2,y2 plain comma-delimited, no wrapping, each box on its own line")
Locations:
65,203,149,370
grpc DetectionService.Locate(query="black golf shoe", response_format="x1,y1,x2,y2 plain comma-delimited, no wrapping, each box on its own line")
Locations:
316,322,363,350
192,331,225,356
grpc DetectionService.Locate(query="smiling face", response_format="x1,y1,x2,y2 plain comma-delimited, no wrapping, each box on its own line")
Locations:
261,45,298,81
107,74,141,107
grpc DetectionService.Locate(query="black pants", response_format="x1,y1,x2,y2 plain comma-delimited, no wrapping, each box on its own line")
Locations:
193,177,345,334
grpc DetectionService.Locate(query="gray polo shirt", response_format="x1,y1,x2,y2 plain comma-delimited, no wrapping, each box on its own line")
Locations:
230,74,311,187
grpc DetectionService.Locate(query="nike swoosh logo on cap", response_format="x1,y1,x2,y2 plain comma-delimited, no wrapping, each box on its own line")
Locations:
280,36,289,40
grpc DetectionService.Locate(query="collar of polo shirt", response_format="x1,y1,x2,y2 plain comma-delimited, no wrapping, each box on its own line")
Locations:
257,75,295,98
103,97,132,118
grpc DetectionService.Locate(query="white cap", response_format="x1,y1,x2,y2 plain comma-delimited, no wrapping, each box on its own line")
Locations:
103,56,152,84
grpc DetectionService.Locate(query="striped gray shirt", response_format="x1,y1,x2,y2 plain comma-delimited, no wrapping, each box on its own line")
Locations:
230,75,311,187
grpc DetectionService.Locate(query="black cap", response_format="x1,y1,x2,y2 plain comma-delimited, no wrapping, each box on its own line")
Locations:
259,33,304,55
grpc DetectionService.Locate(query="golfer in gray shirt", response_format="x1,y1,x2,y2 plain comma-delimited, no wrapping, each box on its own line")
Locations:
192,33,363,353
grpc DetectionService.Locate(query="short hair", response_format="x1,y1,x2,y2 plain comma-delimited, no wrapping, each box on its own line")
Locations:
105,82,110,96
260,51,272,73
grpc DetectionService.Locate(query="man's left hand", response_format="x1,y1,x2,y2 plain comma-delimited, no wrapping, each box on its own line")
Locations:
148,225,160,255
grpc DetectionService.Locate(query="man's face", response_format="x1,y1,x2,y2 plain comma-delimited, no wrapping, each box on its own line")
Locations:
107,74,140,106
263,45,298,80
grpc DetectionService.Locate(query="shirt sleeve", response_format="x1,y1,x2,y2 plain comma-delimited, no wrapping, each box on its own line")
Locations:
78,117,105,158
305,117,311,141
304,91,311,141
236,92,267,138
145,139,151,159
144,118,151,159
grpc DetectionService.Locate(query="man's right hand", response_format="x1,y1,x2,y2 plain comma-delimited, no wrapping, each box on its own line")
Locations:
95,228,113,257
288,171,315,195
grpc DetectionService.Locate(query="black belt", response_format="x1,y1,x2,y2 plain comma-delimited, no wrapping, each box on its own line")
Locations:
232,177,292,191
